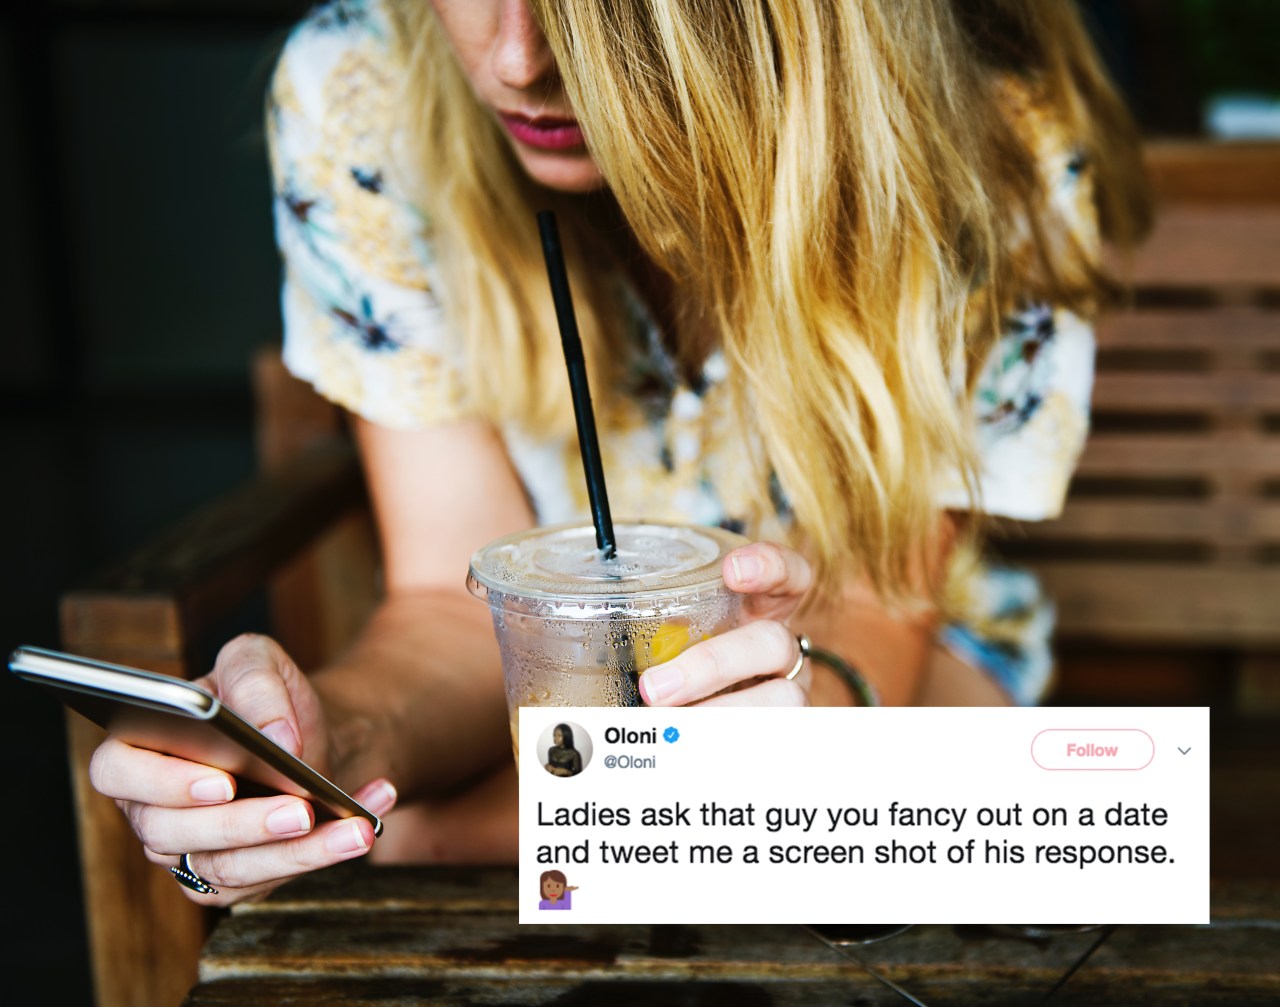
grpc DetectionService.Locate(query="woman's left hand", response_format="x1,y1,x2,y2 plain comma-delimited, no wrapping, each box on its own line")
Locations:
638,542,814,707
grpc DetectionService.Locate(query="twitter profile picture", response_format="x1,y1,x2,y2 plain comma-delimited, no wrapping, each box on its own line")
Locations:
537,721,593,778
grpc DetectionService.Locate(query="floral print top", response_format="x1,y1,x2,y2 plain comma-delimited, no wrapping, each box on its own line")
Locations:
268,0,1100,705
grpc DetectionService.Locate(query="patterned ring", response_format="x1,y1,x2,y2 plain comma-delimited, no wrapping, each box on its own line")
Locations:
785,634,811,681
171,853,219,896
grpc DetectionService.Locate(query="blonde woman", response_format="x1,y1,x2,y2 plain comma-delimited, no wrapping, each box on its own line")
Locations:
88,0,1149,904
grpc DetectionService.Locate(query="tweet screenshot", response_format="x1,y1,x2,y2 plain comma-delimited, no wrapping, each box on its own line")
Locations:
519,708,1208,924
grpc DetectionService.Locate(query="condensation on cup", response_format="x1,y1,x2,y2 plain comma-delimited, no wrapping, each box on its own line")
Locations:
467,522,745,760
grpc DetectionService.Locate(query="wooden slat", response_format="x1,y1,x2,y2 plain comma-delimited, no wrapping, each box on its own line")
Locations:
1144,142,1280,205
65,440,366,650
184,977,1061,1007
1091,373,1280,412
247,867,1280,919
1213,760,1280,875
1236,654,1280,716
253,351,379,672
72,440,363,598
1075,434,1280,477
200,913,847,982
1034,563,1280,645
60,594,184,656
232,865,520,916
197,910,1279,988
1096,309,1279,353
1016,500,1280,544
184,867,1280,1006
253,348,346,470
65,711,208,1007
1118,208,1280,288
183,958,1279,1007
57,630,208,1007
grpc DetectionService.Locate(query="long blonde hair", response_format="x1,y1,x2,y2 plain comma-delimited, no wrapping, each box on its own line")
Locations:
388,0,1149,598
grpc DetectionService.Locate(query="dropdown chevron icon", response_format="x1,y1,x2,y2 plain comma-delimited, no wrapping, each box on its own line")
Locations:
1178,747,1191,755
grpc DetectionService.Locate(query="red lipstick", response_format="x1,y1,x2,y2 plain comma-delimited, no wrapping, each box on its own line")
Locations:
499,112,586,151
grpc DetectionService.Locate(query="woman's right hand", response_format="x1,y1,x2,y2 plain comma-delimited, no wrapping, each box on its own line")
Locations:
88,634,397,905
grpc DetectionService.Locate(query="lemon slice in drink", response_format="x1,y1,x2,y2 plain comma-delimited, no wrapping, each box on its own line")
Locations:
645,622,696,667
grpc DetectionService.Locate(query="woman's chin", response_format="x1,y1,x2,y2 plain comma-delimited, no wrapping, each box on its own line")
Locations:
515,147,607,193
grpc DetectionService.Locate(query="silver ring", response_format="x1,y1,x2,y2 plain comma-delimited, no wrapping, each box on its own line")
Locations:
171,853,218,895
785,634,811,681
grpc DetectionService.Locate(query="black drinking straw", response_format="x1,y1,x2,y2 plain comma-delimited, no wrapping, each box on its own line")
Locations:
536,210,618,559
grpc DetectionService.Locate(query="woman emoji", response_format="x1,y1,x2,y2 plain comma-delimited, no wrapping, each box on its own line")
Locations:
539,870,579,910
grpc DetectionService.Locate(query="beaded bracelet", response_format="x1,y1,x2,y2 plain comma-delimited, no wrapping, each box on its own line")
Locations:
804,641,880,707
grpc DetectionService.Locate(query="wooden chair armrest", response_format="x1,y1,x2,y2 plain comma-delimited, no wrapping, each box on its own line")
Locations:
54,438,367,1007
61,439,366,664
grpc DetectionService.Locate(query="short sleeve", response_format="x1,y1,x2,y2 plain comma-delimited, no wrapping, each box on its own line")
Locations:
936,301,1095,521
266,1,474,430
936,78,1100,522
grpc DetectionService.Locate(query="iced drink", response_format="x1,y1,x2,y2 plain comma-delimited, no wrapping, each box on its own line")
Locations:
467,522,746,755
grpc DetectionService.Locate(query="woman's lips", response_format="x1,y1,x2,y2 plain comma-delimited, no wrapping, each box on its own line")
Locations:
499,112,586,151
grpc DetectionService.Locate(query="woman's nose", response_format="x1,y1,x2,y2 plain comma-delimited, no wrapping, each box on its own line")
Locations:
492,0,556,91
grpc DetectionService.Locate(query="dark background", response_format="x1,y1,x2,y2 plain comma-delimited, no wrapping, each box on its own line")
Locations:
0,1,1275,1002
1,2,309,1000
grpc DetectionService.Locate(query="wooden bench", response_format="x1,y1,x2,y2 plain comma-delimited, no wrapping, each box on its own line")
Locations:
999,142,1280,714
57,142,1280,1007
179,865,1280,1006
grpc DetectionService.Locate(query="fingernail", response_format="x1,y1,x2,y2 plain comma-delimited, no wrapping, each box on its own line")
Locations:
261,719,299,755
265,802,312,837
641,665,681,704
366,781,397,816
327,820,369,856
190,776,234,804
731,553,760,585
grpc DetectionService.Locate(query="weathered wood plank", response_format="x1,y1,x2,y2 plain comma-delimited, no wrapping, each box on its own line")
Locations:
1090,373,1280,412
1097,309,1278,352
199,914,839,982
182,976,922,1007
180,970,1279,1007
1034,563,1280,645
201,866,1280,981
1119,208,1280,288
241,864,1280,915
66,711,207,1007
1236,653,1280,716
253,349,381,672
232,865,521,916
1014,501,1280,544
189,864,1280,998
253,349,346,470
1213,766,1280,879
189,867,1280,1005
1074,434,1280,477
266,510,380,675
65,440,365,650
196,913,1278,984
60,595,184,657
1144,141,1280,205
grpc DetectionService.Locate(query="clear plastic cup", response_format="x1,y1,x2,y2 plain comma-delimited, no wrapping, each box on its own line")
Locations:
467,521,746,757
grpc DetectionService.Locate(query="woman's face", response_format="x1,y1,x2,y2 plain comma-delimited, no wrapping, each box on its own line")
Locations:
429,0,605,193
543,877,565,898
553,727,564,746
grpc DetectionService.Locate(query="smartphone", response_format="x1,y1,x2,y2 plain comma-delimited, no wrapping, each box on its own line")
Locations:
9,645,382,836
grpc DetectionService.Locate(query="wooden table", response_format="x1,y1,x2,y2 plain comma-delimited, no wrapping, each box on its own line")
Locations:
182,866,1279,1006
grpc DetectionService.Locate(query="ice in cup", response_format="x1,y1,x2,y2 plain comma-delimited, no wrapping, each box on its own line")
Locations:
467,521,746,756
